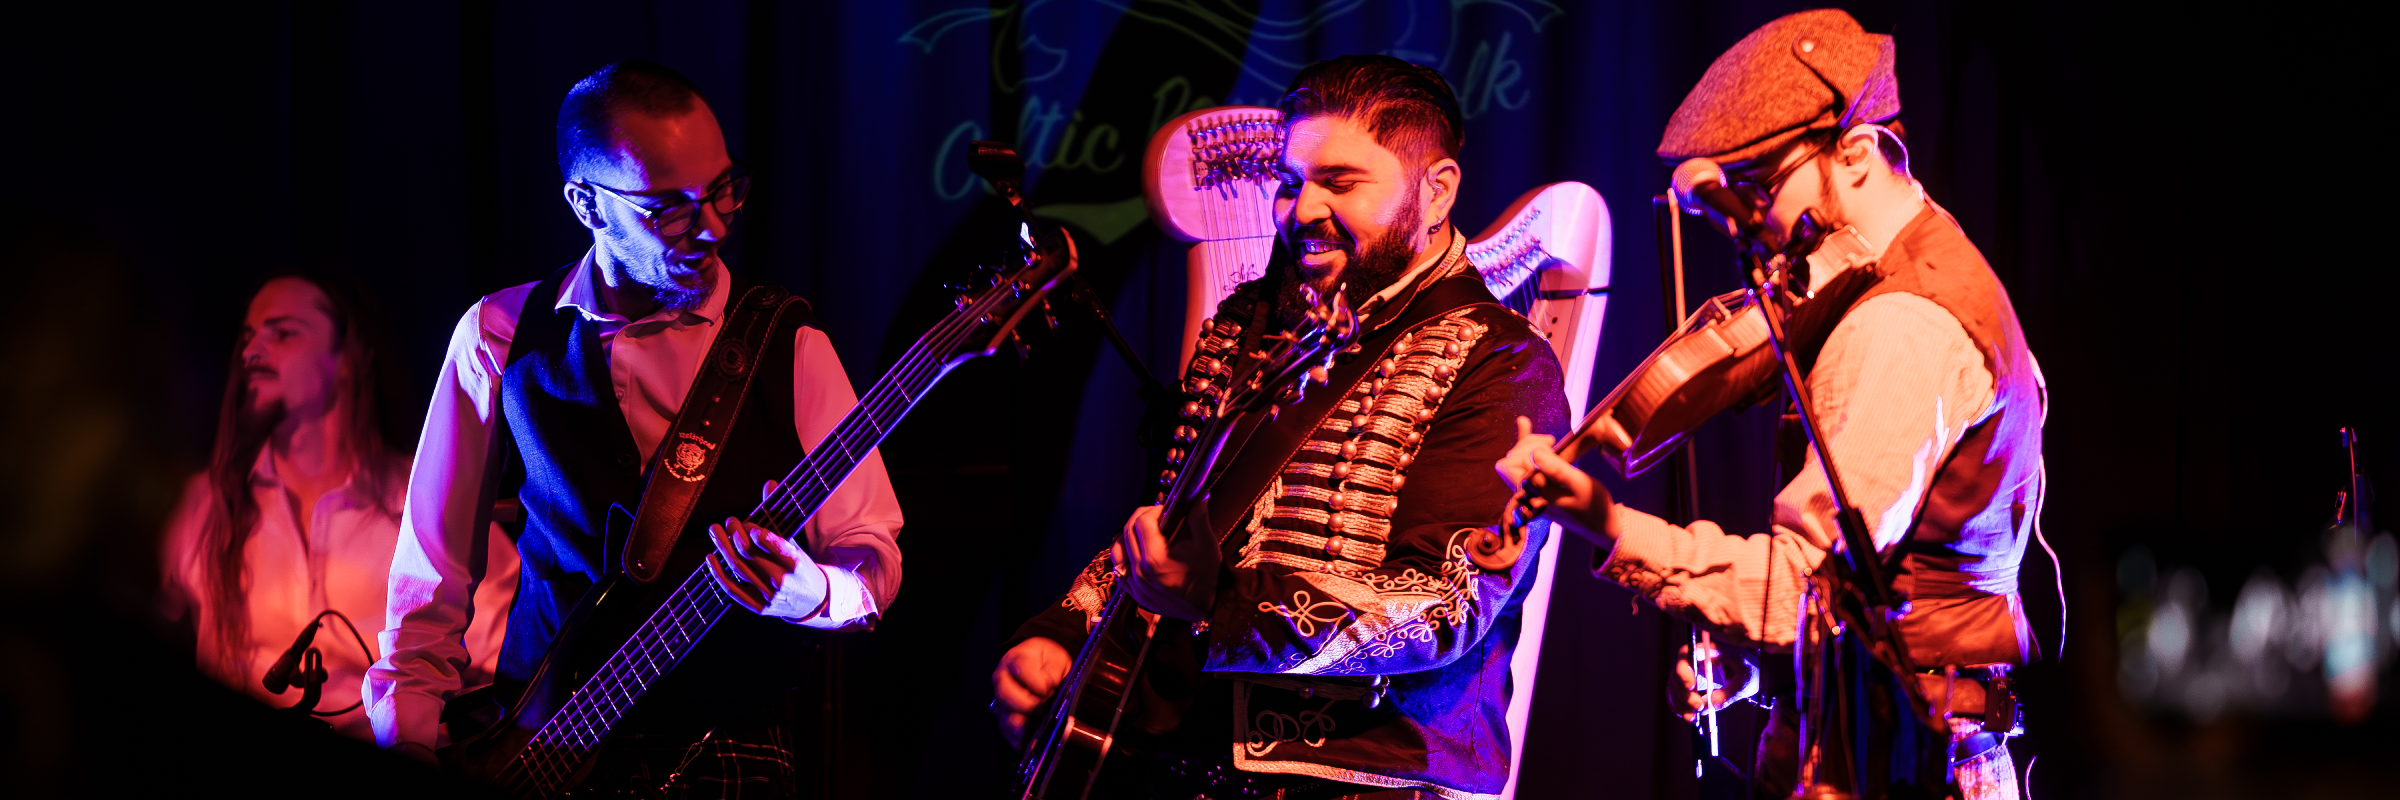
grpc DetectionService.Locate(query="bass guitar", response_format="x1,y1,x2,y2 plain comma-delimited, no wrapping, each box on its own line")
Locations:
442,142,1076,798
1014,287,1363,800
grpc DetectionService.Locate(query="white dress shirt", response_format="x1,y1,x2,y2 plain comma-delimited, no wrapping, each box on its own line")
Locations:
160,451,517,742
366,253,904,752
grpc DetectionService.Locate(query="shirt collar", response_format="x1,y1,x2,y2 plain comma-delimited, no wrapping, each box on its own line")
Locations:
1353,230,1471,331
245,445,365,507
1365,230,1467,313
556,249,731,327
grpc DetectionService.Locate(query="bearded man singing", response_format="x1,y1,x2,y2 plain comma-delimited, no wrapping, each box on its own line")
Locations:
992,55,1568,800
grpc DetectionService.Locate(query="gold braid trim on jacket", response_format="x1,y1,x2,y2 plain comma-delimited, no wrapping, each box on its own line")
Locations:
1237,308,1491,576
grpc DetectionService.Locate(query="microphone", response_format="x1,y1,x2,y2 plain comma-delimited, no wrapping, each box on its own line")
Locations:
263,618,323,695
1670,158,1762,238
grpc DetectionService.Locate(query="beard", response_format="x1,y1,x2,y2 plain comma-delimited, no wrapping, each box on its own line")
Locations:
238,375,289,442
1276,181,1424,329
600,225,716,312
649,275,712,312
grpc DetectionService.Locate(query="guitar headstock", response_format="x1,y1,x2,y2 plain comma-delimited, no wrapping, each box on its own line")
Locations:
1220,284,1361,415
945,141,1080,366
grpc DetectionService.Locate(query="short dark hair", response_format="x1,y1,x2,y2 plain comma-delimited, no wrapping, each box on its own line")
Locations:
556,61,708,181
1277,55,1465,168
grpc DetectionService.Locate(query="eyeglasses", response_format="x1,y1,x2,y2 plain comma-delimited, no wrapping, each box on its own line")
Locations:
1724,139,1829,212
583,167,752,238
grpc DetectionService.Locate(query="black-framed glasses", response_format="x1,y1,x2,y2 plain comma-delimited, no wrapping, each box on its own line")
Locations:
1724,138,1829,212
584,166,752,238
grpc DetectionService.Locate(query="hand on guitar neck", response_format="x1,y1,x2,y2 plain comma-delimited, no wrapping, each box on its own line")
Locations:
1494,416,1615,548
990,501,1215,749
702,479,830,621
1109,501,1218,622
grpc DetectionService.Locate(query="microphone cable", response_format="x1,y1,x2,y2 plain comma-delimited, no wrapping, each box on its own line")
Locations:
265,609,380,717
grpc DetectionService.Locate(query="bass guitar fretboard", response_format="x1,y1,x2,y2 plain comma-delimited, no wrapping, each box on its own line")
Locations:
510,274,1005,794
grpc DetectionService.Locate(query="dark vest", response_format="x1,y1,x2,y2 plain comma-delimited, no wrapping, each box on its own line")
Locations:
495,265,822,727
1792,205,2047,667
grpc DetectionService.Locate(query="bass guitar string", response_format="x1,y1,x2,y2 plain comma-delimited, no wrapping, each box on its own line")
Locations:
751,271,994,529
520,249,1038,785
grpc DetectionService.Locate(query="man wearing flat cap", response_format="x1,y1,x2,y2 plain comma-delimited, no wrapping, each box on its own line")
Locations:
1498,9,2045,800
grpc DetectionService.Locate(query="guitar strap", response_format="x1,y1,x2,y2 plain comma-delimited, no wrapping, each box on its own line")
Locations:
620,284,801,584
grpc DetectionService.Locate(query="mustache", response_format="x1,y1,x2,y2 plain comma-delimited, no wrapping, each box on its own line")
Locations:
1285,217,1353,253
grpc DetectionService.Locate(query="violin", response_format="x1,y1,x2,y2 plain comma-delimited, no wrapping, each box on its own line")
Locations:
1556,225,1879,477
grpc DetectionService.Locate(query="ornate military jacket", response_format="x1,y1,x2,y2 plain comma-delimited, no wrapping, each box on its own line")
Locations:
1016,255,1570,800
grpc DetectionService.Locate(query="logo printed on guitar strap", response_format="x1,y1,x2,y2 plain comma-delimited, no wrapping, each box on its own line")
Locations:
663,432,717,482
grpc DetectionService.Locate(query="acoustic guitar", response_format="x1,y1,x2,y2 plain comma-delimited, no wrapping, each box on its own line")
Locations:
1143,105,1612,800
441,143,1076,798
1014,286,1362,800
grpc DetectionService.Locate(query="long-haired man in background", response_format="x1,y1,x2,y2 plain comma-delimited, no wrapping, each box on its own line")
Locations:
160,273,518,741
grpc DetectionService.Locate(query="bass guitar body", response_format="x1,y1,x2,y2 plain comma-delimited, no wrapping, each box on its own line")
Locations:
441,516,796,792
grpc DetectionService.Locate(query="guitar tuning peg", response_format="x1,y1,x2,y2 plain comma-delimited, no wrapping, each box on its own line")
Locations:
952,295,970,310
1306,366,1329,385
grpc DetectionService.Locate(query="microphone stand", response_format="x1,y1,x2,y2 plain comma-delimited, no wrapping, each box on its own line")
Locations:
1656,194,1744,797
1735,243,1936,799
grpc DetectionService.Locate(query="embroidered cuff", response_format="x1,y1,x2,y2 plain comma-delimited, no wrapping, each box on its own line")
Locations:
1592,503,1674,596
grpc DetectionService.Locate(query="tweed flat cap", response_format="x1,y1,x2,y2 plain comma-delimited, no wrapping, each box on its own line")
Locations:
1658,9,1898,166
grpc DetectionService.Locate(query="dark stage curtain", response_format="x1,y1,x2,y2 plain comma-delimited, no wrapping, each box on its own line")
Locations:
4,2,2389,798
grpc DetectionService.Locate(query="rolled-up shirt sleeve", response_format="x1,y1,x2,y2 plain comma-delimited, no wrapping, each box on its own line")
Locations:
1596,292,1993,650
366,287,526,752
786,326,903,630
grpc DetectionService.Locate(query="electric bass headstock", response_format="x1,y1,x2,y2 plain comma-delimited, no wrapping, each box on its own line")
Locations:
943,141,1079,366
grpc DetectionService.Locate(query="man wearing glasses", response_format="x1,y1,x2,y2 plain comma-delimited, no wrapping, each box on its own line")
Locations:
1498,11,2047,799
368,61,902,797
